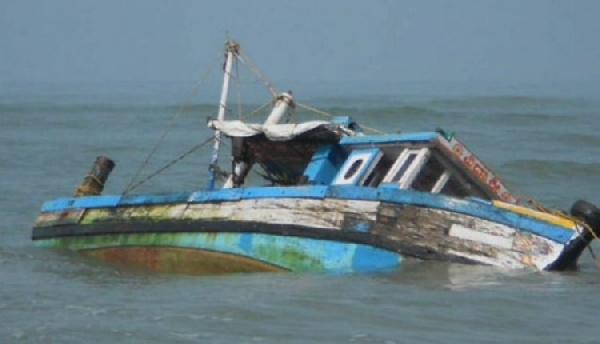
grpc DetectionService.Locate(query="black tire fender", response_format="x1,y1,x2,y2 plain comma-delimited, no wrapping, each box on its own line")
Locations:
570,200,600,236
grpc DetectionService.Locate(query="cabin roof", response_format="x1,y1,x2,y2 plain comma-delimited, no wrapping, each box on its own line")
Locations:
339,132,438,146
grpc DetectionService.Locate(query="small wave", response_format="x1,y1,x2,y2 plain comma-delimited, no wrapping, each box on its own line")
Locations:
503,159,600,178
430,96,581,108
319,105,439,117
555,133,600,147
0,103,172,115
392,105,436,117
485,112,571,125
316,106,361,114
163,103,220,113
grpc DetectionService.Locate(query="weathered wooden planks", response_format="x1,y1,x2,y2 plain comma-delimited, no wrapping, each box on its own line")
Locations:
34,196,571,270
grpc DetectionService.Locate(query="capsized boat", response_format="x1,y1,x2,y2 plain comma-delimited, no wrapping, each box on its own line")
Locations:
32,40,600,274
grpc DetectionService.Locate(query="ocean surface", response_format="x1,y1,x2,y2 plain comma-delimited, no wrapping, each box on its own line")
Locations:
2,80,600,343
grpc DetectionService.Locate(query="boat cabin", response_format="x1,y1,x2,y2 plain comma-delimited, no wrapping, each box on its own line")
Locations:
301,127,519,203
210,116,518,204
305,132,493,200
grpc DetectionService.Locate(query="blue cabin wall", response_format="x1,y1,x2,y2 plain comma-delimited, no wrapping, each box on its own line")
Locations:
303,144,348,185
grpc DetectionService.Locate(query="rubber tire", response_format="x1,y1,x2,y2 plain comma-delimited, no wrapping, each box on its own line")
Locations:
571,200,600,235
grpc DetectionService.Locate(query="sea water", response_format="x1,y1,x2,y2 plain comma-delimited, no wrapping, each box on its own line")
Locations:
1,80,600,343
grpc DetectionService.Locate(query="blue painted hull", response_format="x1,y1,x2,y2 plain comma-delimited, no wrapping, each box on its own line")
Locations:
40,185,575,244
33,185,582,272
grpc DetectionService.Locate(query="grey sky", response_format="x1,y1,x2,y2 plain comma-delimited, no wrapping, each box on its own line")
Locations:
1,1,599,84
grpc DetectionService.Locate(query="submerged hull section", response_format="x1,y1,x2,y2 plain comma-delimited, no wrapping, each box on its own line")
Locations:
32,186,580,273
80,246,287,274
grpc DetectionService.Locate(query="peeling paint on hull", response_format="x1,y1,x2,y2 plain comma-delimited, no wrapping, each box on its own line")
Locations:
34,232,403,274
33,186,581,272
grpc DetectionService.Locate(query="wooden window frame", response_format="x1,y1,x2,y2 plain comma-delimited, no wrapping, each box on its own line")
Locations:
383,147,431,188
333,148,383,186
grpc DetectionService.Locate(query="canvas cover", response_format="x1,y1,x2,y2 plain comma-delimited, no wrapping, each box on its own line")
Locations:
208,120,332,141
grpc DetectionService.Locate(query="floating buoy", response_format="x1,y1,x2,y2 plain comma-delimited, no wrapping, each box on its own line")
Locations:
73,156,115,196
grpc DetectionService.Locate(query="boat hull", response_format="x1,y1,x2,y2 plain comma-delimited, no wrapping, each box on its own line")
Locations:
32,186,581,273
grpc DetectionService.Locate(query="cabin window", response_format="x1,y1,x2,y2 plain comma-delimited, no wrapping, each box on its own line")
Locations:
391,154,417,183
411,153,485,198
431,171,451,193
412,154,445,192
383,148,430,188
363,157,392,187
379,146,491,200
344,159,364,180
333,148,383,185
440,176,473,198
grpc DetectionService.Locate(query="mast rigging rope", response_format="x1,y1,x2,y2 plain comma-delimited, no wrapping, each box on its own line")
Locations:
122,50,223,195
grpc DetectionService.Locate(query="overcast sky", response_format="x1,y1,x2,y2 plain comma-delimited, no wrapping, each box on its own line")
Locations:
1,1,599,84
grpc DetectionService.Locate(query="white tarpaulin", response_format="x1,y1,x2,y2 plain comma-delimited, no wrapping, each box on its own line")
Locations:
207,120,331,141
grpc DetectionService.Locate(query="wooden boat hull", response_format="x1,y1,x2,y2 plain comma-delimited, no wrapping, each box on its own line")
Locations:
76,246,288,274
33,186,581,273
34,231,402,274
